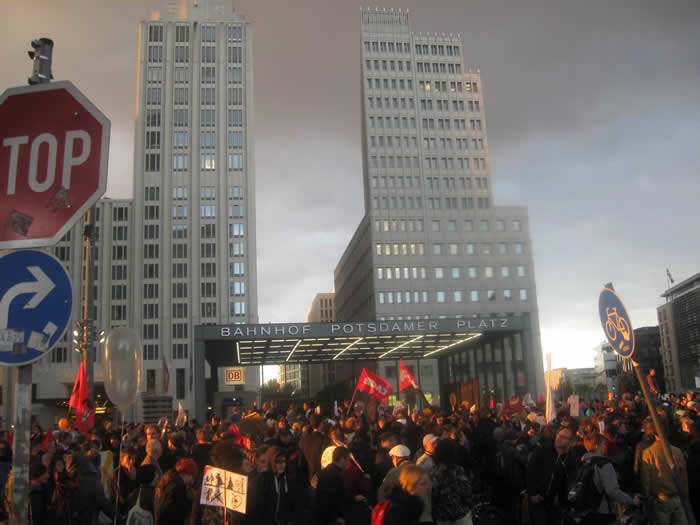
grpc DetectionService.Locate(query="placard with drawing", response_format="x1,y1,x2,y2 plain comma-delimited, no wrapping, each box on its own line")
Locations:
200,465,247,514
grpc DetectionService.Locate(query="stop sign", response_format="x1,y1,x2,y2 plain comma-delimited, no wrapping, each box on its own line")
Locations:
0,81,110,249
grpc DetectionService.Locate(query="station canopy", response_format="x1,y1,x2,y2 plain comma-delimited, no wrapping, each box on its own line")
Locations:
196,317,526,367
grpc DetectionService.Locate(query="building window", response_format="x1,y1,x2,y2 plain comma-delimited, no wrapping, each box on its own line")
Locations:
470,290,480,302
176,369,185,400
201,26,216,42
228,26,242,42
520,289,528,301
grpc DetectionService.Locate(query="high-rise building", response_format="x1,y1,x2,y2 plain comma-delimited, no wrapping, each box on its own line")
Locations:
130,0,259,417
1,198,133,426
335,8,544,402
658,272,700,391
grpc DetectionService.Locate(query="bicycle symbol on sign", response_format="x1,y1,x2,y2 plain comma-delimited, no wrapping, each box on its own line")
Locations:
605,307,631,352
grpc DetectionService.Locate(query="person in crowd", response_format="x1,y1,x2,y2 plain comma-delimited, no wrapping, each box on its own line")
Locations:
127,464,158,521
316,446,357,525
430,439,469,525
29,463,50,525
109,447,139,520
416,434,438,473
141,439,164,481
577,432,640,524
526,425,575,525
377,445,412,503
67,452,114,525
372,464,427,525
154,457,198,525
640,424,689,525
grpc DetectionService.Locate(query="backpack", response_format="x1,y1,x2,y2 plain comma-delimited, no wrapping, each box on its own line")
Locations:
371,500,391,525
126,489,154,525
567,456,611,514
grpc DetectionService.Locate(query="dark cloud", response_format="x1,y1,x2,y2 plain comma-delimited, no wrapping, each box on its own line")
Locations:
4,0,698,370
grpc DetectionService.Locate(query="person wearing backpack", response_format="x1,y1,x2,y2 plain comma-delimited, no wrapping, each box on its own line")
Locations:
568,432,639,524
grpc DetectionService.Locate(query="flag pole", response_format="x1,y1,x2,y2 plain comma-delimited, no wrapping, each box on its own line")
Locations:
345,386,359,417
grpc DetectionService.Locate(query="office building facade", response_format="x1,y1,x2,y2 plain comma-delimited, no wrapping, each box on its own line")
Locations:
335,8,544,403
658,272,700,391
130,0,259,417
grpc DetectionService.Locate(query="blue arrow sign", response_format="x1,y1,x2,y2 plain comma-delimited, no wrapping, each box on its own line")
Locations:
598,287,635,359
0,250,72,365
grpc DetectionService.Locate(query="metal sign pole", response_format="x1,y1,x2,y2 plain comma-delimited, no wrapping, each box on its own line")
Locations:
10,344,31,525
83,205,97,401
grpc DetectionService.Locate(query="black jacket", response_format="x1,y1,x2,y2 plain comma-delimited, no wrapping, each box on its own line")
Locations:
316,464,348,525
378,486,423,525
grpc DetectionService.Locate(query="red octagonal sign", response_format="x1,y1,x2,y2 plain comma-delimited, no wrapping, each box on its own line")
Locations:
0,81,110,249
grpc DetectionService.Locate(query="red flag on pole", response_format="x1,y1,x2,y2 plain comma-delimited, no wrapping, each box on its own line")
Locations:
69,360,86,410
356,368,392,403
666,268,675,284
399,359,420,392
69,361,94,433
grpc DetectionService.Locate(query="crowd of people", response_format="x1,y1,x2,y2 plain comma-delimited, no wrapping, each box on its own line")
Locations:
0,389,698,525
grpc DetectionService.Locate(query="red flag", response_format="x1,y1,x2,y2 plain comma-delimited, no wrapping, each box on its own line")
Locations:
399,360,420,392
356,368,392,403
162,352,170,393
69,361,94,433
76,399,94,434
666,268,675,284
69,361,87,409
40,428,54,452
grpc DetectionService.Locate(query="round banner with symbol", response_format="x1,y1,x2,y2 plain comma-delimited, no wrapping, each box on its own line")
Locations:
598,287,635,359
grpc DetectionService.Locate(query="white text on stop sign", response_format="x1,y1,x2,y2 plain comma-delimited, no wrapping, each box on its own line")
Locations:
2,130,91,196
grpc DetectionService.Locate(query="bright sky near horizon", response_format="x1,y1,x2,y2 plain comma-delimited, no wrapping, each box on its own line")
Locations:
4,0,698,374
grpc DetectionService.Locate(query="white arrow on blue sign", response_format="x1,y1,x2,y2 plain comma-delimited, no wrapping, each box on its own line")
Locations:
0,249,72,365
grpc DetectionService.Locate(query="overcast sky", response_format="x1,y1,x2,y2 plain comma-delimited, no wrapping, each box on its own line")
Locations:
4,0,699,370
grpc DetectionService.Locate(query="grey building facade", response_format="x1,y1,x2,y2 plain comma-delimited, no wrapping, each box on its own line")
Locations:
334,8,544,402
658,272,700,391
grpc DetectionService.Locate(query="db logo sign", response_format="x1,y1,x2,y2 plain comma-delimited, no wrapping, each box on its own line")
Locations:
225,368,245,385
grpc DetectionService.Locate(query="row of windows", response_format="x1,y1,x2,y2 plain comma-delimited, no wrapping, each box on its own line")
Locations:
378,288,528,305
415,62,462,75
369,155,486,171
364,60,412,73
149,66,241,85
375,241,524,257
424,175,489,190
144,342,189,361
170,185,243,201
372,195,490,210
415,43,461,57
363,41,413,54
377,264,527,280
145,152,244,172
418,80,478,94
375,217,521,233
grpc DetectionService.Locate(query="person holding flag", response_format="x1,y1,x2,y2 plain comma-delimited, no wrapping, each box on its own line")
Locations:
399,359,431,410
